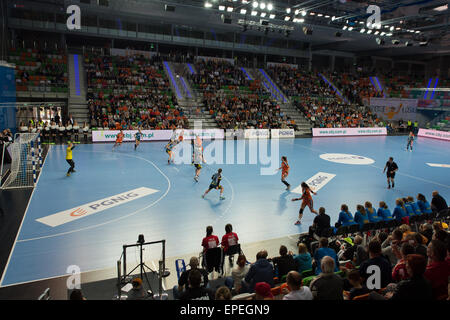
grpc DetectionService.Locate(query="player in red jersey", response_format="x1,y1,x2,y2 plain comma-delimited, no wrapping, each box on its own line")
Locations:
292,182,318,225
112,130,124,150
276,156,291,191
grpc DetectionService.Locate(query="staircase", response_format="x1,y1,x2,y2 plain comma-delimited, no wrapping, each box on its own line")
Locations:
248,68,312,135
68,54,89,124
163,61,218,129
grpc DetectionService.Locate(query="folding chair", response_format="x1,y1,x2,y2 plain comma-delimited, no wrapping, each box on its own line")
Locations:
201,247,223,277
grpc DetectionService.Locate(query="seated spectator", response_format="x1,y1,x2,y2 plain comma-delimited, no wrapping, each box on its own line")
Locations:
313,238,339,275
201,226,219,253
433,229,449,243
416,193,432,214
173,256,209,299
412,232,429,258
309,207,331,239
353,235,369,266
403,198,416,217
392,242,415,282
337,204,357,227
420,223,433,245
253,282,274,300
365,201,382,223
431,191,448,213
407,196,423,215
354,205,370,230
344,269,370,300
393,199,408,222
359,240,393,289
179,269,215,300
293,243,312,274
310,256,344,300
127,278,147,300
225,254,250,294
425,240,450,299
282,271,313,300
221,223,239,257
244,250,274,292
271,245,298,281
381,228,404,266
215,286,232,300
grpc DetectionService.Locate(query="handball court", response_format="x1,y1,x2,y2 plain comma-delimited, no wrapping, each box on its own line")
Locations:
0,136,449,289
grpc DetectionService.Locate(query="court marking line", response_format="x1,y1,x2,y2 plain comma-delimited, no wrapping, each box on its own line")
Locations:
15,150,171,243
280,139,450,189
0,145,51,287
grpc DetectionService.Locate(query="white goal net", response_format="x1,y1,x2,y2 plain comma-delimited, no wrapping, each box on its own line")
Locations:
2,133,42,189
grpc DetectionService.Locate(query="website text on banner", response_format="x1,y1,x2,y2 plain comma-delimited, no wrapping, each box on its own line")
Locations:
271,129,295,139
418,129,450,141
313,127,387,137
91,130,225,142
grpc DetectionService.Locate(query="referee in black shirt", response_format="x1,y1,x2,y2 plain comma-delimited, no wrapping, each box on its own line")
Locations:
383,157,398,189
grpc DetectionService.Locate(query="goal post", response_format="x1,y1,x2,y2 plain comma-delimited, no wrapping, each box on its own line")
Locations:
1,133,43,189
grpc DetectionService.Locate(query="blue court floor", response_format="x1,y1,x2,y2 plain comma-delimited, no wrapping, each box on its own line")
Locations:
1,136,449,286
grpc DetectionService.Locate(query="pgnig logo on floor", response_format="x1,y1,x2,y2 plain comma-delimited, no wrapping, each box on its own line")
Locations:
320,153,375,165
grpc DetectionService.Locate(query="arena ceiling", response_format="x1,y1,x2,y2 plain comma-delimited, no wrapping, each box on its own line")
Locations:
8,0,450,57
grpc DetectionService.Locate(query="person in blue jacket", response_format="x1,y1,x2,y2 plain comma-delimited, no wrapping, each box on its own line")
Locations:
365,201,382,223
354,205,370,230
337,204,357,226
407,196,422,215
392,199,408,222
403,198,416,216
377,201,394,221
416,194,432,214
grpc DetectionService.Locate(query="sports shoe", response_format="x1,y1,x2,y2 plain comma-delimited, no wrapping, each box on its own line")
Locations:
294,220,301,225
392,183,395,188
194,177,199,182
286,185,291,191
67,173,71,177
220,196,225,201
202,195,205,199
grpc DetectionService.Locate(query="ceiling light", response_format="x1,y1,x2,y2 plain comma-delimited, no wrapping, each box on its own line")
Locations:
260,12,266,17
286,8,291,14
332,16,336,21
227,7,233,12
267,3,273,11
380,32,385,36
253,1,258,8
342,26,347,30
240,8,247,14
325,15,330,18
301,10,307,16
260,2,266,10
390,26,394,31
219,5,225,11
360,28,365,33
374,31,379,35
284,16,291,21
310,12,315,15
299,18,304,23
348,27,353,31
367,29,372,34
317,13,323,17
269,14,275,19
251,10,258,16
295,9,300,15
415,30,421,34
204,2,212,8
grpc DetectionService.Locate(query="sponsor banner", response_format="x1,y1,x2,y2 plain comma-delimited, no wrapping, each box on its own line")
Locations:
418,128,450,141
195,56,234,65
244,129,270,139
224,129,245,140
369,98,418,121
271,129,295,139
267,62,298,69
312,127,387,137
110,48,157,59
320,153,375,165
426,163,450,168
36,187,159,227
92,130,173,142
291,172,336,194
175,129,225,140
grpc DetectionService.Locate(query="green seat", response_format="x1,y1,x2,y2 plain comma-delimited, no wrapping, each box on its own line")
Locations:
302,275,316,287
301,269,315,278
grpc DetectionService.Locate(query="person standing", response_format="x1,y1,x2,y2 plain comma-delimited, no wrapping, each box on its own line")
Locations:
291,182,318,225
276,156,291,191
383,157,398,189
202,168,225,200
406,131,414,152
66,142,76,177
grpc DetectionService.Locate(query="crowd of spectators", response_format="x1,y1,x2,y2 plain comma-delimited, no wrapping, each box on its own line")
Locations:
172,190,449,301
294,98,379,128
202,95,297,130
85,54,189,130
